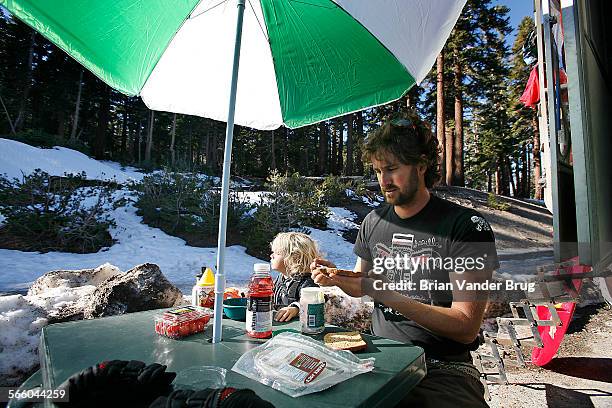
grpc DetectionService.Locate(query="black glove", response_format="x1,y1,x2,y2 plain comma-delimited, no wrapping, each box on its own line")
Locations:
220,389,275,408
57,360,175,408
148,387,275,408
149,389,199,408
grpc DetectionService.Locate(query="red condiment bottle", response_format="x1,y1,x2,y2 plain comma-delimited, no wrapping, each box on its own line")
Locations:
246,263,273,338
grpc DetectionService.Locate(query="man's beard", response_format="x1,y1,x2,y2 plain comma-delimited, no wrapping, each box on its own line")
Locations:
382,167,419,206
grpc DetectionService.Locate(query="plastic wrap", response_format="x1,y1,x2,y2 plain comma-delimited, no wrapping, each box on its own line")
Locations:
232,332,374,397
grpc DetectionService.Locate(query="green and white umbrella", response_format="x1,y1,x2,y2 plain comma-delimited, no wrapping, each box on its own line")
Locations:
1,0,465,342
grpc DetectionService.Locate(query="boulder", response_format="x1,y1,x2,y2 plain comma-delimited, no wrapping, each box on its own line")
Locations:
28,263,121,296
83,263,183,318
27,263,121,323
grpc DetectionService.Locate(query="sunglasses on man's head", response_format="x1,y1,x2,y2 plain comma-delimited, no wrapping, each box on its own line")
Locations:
390,118,416,129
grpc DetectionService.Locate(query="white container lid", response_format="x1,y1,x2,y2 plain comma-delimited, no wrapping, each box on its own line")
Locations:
300,287,324,302
253,263,270,272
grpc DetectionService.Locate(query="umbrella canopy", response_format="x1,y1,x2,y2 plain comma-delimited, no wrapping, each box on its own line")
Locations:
1,0,465,130
1,0,466,343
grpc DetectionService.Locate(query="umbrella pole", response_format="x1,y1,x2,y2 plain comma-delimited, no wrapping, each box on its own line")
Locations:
212,0,246,344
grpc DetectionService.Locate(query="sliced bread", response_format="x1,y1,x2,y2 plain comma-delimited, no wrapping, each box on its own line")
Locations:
325,268,364,278
324,331,367,352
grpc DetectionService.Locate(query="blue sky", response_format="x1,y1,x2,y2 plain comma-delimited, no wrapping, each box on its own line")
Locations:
494,0,535,45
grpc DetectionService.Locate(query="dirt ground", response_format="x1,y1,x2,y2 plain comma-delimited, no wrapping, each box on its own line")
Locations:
347,185,554,250
485,304,612,408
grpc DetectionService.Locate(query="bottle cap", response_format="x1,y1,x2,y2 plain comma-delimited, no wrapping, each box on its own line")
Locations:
198,267,215,286
253,263,270,273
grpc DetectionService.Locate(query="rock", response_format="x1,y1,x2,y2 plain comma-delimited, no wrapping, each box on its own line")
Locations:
25,264,121,323
28,263,121,296
484,300,512,319
578,279,607,306
83,263,183,318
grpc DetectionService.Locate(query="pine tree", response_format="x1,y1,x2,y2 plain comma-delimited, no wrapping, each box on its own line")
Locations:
508,17,541,199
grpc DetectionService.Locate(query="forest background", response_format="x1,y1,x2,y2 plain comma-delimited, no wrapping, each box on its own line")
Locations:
0,0,540,200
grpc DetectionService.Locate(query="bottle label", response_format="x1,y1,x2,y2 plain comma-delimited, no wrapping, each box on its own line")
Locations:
246,296,272,333
306,303,324,328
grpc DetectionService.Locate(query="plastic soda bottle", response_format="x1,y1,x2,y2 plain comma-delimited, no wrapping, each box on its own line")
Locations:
246,263,273,338
192,267,215,308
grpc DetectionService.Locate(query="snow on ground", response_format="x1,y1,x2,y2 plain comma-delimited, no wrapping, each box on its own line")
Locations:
0,138,145,183
0,189,256,293
309,207,359,271
0,294,48,386
0,140,360,293
0,193,359,294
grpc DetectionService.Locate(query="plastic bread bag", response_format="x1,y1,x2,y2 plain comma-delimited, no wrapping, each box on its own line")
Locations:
231,332,375,397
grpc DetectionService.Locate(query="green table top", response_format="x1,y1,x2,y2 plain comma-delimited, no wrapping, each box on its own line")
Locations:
38,309,425,408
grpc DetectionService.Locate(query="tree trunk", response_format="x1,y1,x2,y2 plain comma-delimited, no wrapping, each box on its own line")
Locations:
56,109,66,139
0,92,16,136
495,168,501,195
205,125,211,170
283,126,289,171
330,121,338,175
498,156,510,196
345,114,354,175
532,114,543,200
120,96,129,158
487,171,492,193
187,117,192,170
145,110,154,163
527,143,531,198
137,121,142,164
354,112,364,175
170,113,177,167
92,85,110,159
70,70,83,141
508,159,516,197
211,124,219,173
514,156,521,197
271,129,277,170
405,88,417,109
436,52,446,185
521,143,528,197
445,126,454,186
14,32,36,132
453,55,465,187
336,118,344,174
318,122,328,174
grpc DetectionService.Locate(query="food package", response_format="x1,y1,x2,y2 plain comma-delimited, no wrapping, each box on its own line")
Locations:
154,306,211,339
323,331,367,352
232,332,374,397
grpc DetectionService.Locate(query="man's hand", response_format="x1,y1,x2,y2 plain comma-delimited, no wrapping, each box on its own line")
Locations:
310,257,375,298
310,257,337,287
275,306,299,322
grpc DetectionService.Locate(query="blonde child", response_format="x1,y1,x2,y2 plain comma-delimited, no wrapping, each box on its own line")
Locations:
270,232,320,322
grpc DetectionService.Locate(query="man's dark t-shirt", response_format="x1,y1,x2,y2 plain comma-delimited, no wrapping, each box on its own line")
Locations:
354,195,499,361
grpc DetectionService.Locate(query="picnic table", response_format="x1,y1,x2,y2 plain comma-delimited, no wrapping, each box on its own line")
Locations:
10,309,426,408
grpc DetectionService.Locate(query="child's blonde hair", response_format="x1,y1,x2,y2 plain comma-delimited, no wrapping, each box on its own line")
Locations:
271,232,320,278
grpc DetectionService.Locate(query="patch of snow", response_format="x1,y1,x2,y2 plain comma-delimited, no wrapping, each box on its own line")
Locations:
327,207,359,231
0,139,143,183
0,294,47,386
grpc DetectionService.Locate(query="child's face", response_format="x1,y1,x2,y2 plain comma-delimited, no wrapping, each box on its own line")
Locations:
270,248,287,274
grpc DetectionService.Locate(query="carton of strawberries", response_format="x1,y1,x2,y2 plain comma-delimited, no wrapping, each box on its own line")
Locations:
154,306,211,339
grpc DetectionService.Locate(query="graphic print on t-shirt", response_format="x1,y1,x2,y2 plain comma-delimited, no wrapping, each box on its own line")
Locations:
374,232,444,314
